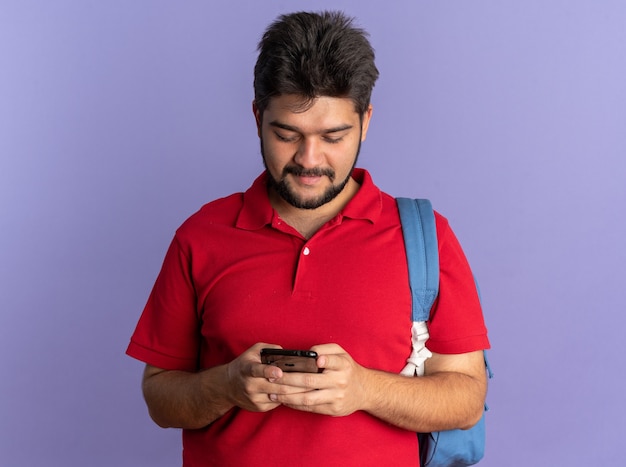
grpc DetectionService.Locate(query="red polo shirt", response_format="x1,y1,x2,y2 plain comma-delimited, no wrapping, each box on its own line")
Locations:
127,168,489,466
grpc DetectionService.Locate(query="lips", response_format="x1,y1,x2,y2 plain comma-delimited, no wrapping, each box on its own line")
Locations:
295,174,324,186
284,166,335,182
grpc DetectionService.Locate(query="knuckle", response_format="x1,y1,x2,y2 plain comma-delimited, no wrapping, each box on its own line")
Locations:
242,382,255,396
330,406,342,417
302,374,317,388
301,394,315,407
335,376,348,390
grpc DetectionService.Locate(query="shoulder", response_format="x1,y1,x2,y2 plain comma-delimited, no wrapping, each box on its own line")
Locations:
175,192,245,242
434,210,452,240
379,192,452,236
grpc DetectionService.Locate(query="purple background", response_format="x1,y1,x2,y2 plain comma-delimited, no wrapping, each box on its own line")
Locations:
1,1,625,465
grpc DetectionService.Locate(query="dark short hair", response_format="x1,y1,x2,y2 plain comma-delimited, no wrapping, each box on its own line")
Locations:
254,11,379,116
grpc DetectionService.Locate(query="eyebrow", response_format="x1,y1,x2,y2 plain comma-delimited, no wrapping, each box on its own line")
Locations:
269,121,354,134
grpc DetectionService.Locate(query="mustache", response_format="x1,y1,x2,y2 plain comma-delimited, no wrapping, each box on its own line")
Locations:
283,166,335,180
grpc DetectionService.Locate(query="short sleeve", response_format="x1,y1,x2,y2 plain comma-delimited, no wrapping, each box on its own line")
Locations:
426,214,490,354
126,235,201,371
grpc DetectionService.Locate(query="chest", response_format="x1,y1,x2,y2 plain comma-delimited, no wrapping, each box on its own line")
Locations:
191,218,413,371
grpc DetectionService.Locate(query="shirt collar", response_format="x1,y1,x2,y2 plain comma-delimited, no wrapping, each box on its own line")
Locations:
235,168,382,231
341,168,383,223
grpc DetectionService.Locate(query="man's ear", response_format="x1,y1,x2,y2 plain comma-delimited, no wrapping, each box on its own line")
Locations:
360,104,374,142
252,101,262,137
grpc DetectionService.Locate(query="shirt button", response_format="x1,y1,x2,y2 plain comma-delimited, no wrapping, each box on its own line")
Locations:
303,247,310,256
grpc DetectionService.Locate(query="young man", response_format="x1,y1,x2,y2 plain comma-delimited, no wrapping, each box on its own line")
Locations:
127,11,490,466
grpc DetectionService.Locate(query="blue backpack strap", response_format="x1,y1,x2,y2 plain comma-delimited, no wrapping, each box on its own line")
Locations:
396,198,439,322
398,197,491,467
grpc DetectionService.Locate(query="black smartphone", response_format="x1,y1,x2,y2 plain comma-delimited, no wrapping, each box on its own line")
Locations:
260,348,322,373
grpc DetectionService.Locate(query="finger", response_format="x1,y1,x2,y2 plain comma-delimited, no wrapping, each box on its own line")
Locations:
264,365,283,382
310,343,343,355
314,353,346,372
273,388,334,413
276,370,326,390
248,343,282,376
268,383,317,399
310,344,346,370
271,387,319,404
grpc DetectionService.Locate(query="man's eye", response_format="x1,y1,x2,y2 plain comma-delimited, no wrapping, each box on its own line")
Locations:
275,132,297,142
323,136,343,144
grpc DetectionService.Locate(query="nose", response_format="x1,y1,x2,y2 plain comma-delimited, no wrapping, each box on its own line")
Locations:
294,137,324,168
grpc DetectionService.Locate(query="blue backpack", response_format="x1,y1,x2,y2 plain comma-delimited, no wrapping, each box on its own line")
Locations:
396,198,493,467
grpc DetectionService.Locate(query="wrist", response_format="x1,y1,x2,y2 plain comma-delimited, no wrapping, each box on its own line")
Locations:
199,364,235,416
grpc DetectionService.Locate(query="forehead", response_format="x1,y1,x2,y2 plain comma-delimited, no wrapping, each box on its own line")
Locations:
264,95,360,129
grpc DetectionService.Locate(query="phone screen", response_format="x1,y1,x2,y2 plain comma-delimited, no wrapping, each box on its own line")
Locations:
260,348,322,373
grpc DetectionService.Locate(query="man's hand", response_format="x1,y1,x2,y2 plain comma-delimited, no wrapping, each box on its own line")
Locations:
264,344,487,433
224,343,287,413
267,343,369,416
142,342,310,429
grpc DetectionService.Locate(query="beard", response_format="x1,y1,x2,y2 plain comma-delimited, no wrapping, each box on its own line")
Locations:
261,138,361,210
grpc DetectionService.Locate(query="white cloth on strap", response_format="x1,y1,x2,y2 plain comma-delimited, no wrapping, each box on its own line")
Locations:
400,321,432,377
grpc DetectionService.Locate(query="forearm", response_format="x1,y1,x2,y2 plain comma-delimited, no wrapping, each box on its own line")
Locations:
142,364,234,430
271,346,486,432
362,368,486,433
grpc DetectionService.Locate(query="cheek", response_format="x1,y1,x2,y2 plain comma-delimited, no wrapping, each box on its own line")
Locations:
330,141,359,166
261,140,291,172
